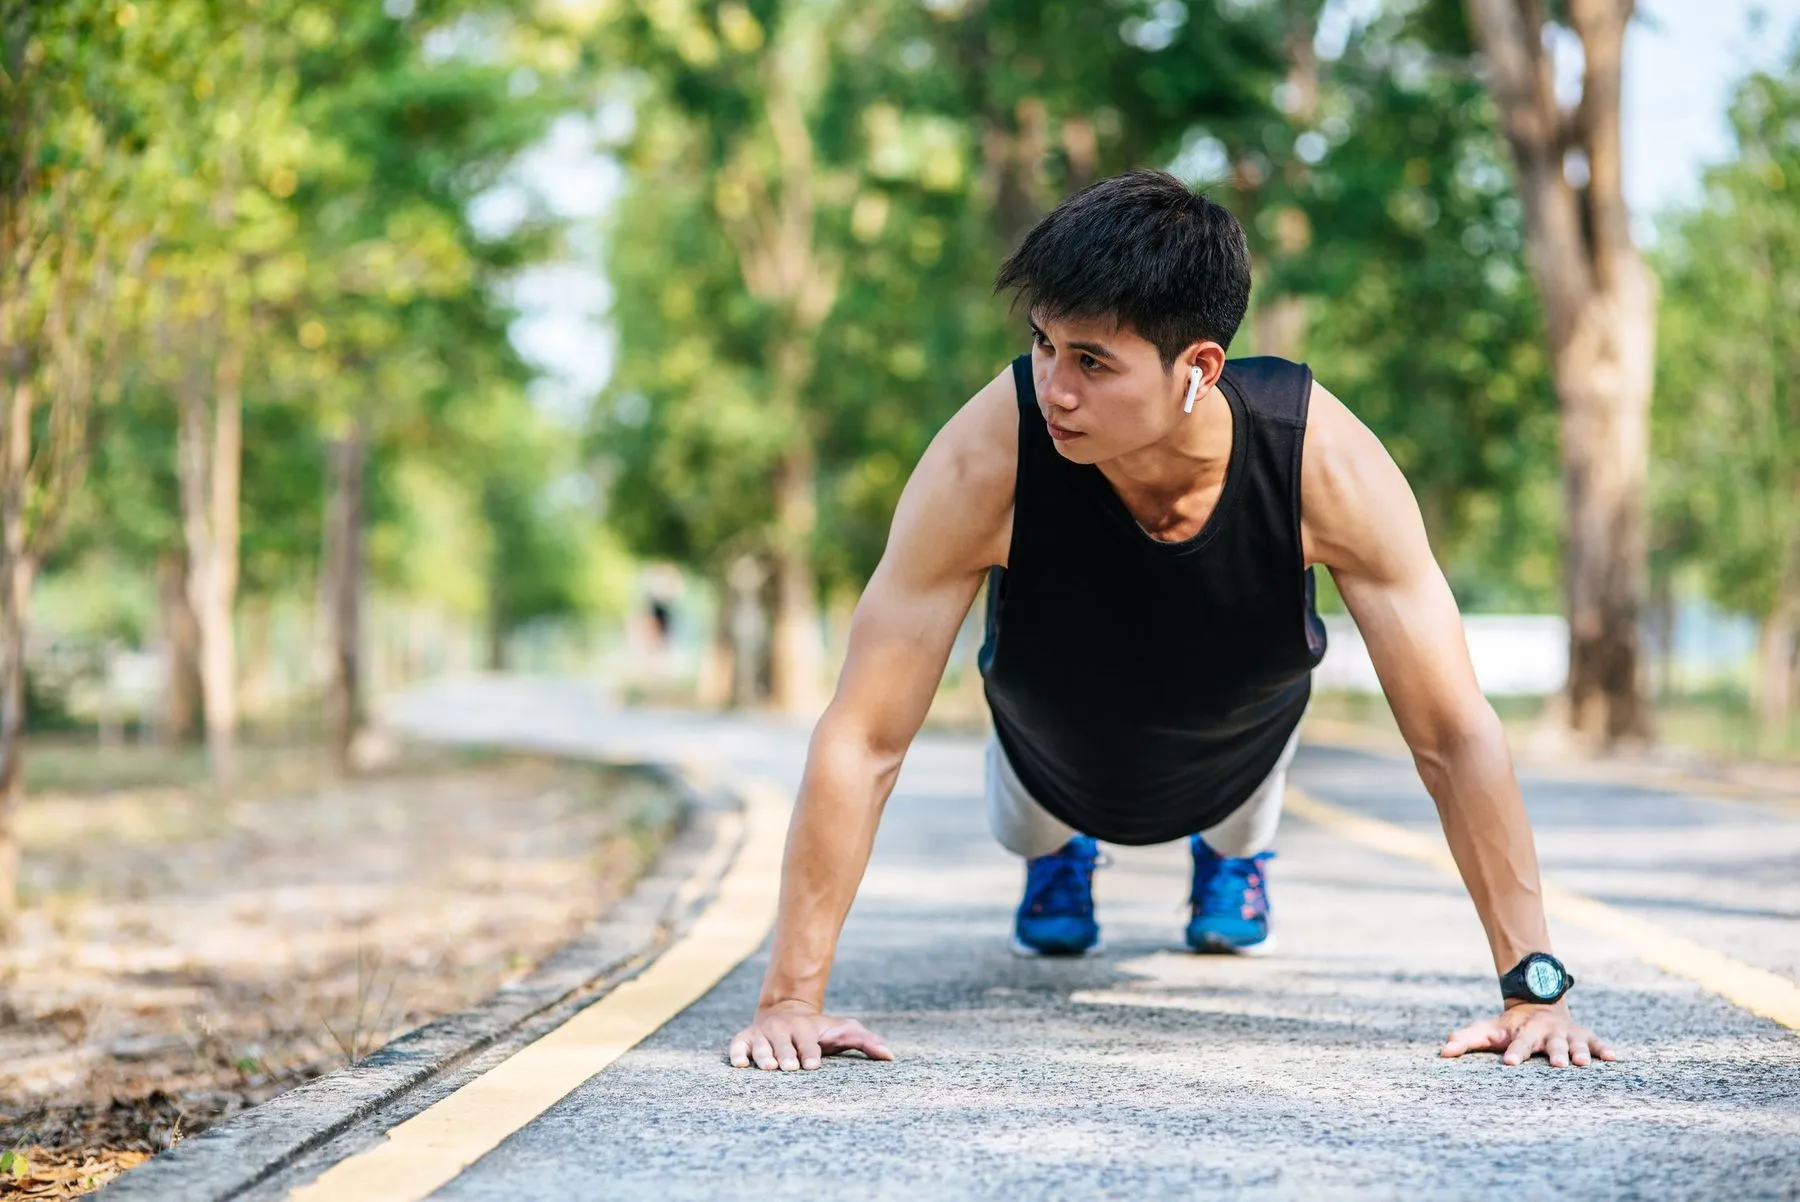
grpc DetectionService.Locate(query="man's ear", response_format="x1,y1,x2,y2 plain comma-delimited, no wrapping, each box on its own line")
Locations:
1182,340,1228,390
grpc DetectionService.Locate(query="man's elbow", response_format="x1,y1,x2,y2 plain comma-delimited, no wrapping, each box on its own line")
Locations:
1410,701,1508,794
807,706,908,797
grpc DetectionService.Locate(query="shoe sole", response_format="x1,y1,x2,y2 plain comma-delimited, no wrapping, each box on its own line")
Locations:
1187,932,1277,957
1009,934,1104,958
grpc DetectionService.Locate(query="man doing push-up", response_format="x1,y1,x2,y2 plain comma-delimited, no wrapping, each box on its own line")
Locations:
728,170,1615,1074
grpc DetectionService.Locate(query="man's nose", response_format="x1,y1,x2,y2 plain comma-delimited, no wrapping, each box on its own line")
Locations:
1039,363,1079,410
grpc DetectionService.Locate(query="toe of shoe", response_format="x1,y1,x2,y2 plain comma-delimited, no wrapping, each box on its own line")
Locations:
1184,918,1269,953
1015,916,1099,955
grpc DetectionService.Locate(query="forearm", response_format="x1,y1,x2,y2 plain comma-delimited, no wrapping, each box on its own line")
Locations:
756,721,899,1011
1414,711,1551,976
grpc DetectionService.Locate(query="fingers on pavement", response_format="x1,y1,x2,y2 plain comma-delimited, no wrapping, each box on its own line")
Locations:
1502,1031,1537,1067
1440,1020,1505,1059
822,1021,894,1062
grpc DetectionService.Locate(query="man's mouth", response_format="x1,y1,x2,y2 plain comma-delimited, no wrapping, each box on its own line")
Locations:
1045,418,1083,442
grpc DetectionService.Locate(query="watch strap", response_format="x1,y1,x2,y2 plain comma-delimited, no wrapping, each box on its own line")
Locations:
1500,953,1573,1003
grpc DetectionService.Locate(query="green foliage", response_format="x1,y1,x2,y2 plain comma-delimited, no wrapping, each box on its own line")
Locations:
17,0,1797,723
1652,41,1800,621
1289,0,1561,611
591,0,1290,594
44,0,607,657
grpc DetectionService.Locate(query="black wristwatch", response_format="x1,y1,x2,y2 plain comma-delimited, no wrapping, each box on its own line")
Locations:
1500,953,1574,1004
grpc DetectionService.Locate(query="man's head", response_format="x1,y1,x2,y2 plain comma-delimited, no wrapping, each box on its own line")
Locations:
994,170,1251,463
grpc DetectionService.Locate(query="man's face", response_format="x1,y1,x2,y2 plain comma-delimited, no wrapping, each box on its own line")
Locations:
1027,311,1187,464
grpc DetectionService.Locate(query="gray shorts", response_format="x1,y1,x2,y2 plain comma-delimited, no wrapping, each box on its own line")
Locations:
984,719,1304,859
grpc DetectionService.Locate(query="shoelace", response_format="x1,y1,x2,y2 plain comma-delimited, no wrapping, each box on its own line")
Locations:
1025,844,1106,917
1192,850,1275,913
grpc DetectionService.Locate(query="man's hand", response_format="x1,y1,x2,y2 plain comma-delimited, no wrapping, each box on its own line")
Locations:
1440,1000,1618,1067
728,1003,894,1072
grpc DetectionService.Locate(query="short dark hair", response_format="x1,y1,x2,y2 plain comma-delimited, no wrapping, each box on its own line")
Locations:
993,170,1252,367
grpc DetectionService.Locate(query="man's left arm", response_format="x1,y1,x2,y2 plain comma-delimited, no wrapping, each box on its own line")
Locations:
1300,382,1616,1069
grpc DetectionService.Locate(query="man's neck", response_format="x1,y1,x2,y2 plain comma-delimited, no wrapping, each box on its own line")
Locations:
1097,383,1235,502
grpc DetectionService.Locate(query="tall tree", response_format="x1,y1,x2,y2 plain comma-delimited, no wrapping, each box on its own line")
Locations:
1652,42,1800,744
0,0,152,924
609,0,858,712
1290,0,1561,612
127,0,321,788
281,0,572,765
175,329,244,786
596,0,1287,710
1466,0,1656,743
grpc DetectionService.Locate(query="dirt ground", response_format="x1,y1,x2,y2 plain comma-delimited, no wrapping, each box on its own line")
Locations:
0,750,678,1199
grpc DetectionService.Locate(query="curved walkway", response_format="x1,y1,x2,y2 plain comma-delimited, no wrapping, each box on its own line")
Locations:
247,678,1800,1199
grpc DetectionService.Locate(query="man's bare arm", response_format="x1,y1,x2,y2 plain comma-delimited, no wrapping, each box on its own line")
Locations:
1302,382,1615,1067
729,369,1017,1071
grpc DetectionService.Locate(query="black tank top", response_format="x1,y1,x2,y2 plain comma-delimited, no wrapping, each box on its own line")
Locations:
980,352,1328,846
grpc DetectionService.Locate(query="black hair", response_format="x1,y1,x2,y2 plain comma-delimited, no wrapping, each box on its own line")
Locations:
993,169,1252,368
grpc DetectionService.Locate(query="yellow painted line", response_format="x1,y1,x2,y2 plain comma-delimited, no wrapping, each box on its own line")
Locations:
1300,716,1800,811
1285,787,1800,1033
290,778,791,1202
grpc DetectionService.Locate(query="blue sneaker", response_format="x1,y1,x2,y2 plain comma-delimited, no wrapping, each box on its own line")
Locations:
1011,835,1103,956
1186,837,1275,954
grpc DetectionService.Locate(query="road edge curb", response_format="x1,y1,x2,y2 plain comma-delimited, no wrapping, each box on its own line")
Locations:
99,757,748,1202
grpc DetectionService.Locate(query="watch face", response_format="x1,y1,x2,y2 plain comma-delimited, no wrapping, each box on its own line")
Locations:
1525,958,1562,999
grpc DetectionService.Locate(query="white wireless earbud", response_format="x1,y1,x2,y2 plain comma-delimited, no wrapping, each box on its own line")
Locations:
1182,364,1204,414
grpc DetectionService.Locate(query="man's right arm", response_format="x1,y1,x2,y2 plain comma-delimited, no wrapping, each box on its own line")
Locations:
728,368,1018,1072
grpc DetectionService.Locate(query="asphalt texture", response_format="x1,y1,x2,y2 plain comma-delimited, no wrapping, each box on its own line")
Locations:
357,679,1799,1200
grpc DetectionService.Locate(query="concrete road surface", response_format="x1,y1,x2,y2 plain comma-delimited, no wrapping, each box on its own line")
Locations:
265,678,1800,1199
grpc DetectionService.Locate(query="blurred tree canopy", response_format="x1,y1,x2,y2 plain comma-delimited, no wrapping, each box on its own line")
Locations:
0,0,616,921
0,0,1794,811
586,0,1576,700
1287,0,1559,614
1652,39,1800,736
590,0,1290,706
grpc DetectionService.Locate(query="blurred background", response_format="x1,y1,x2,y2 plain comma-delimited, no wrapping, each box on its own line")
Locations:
1,0,1799,1183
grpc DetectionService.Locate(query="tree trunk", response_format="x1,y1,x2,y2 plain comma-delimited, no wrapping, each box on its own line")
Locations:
984,96,1053,252
1651,564,1676,702
725,553,769,709
1756,580,1799,745
157,550,202,745
696,578,735,710
0,378,33,932
1254,0,1321,362
708,38,842,712
1552,284,1656,742
178,345,244,790
1467,0,1654,745
486,605,509,672
239,594,273,724
768,445,822,714
0,552,30,935
322,419,366,775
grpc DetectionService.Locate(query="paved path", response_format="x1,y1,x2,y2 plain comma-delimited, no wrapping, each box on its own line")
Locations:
306,678,1800,1199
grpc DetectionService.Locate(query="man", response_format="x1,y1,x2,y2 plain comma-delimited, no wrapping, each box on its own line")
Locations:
728,170,1615,1074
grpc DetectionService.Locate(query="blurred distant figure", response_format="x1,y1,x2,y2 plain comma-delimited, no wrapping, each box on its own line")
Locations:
642,563,684,648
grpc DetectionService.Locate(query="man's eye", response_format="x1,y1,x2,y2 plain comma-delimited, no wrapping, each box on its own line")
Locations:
1081,354,1100,370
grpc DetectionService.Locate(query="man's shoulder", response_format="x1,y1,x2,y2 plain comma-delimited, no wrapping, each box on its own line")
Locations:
883,364,1021,577
920,363,1021,501
1298,378,1420,576
1222,355,1314,426
1299,379,1374,504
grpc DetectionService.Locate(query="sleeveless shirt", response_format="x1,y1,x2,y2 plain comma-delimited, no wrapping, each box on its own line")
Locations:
979,352,1329,846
